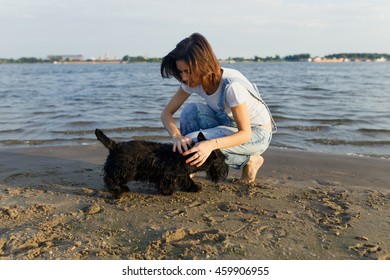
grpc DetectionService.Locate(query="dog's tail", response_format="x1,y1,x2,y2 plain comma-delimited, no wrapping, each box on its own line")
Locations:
95,129,117,151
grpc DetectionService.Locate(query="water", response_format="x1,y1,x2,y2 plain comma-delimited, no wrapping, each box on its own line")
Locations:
1,62,389,159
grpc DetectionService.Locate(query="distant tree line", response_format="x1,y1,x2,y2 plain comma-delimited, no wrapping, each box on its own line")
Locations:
0,57,50,64
284,54,311,62
121,55,161,63
1,53,389,64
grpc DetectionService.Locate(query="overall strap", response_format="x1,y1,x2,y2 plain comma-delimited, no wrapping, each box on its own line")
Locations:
221,77,277,132
218,78,231,112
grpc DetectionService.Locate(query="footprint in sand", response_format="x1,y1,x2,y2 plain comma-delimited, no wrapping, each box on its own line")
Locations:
138,228,229,260
349,242,383,258
302,187,360,234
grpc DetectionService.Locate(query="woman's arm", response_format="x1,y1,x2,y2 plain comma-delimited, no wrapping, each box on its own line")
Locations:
161,86,192,153
183,102,252,167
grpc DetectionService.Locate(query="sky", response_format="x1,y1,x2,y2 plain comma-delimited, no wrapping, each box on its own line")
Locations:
1,0,390,59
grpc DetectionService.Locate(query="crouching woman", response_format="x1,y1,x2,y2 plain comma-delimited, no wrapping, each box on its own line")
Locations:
160,33,276,184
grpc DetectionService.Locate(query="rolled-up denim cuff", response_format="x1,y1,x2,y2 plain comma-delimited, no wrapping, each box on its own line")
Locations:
223,152,250,170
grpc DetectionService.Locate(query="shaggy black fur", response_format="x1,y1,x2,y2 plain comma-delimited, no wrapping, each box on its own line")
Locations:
95,129,228,198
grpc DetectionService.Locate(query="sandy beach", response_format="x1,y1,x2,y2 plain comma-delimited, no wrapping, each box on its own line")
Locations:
0,145,389,260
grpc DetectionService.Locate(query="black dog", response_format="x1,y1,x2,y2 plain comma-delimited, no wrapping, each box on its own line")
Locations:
95,129,228,198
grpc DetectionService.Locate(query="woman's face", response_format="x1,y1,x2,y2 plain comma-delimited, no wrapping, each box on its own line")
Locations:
176,60,201,87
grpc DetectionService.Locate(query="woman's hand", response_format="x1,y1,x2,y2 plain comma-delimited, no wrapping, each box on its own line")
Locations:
173,135,193,154
182,140,216,167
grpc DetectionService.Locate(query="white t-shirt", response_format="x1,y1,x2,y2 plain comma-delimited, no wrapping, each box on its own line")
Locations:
181,67,271,126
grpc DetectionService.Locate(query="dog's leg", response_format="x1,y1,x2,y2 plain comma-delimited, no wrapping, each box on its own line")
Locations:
104,174,128,199
206,163,228,183
181,176,202,193
156,176,176,196
120,184,129,193
157,182,174,195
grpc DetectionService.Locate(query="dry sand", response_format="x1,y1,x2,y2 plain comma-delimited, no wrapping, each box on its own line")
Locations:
0,145,389,260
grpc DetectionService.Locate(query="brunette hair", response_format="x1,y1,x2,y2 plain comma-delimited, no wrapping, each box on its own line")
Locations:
160,33,221,89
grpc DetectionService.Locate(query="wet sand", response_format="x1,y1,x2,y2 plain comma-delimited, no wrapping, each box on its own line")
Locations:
0,145,389,260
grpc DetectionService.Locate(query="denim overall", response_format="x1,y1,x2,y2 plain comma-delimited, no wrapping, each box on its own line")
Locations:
180,77,276,169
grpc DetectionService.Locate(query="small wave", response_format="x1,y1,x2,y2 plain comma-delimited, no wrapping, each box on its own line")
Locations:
307,139,390,146
300,95,329,100
283,125,329,131
33,111,52,115
349,153,390,160
66,121,97,126
161,83,179,87
358,128,390,134
0,128,24,133
0,133,171,147
51,126,165,135
272,115,296,121
97,84,119,89
302,86,329,92
272,115,355,125
51,130,91,135
130,135,171,142
0,138,90,146
52,113,81,119
100,126,165,133
313,118,355,125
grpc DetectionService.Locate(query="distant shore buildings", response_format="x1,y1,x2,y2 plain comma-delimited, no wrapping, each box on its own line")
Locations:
310,57,346,63
47,54,122,64
47,55,84,62
309,56,388,63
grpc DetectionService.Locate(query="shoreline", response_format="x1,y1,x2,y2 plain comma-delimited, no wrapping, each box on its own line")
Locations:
1,141,389,160
1,145,388,190
1,145,389,260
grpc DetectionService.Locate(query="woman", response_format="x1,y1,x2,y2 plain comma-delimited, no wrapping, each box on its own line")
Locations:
160,33,275,184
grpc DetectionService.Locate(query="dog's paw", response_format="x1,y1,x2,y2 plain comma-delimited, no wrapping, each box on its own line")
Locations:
159,188,174,196
120,185,129,192
112,192,122,199
187,184,202,193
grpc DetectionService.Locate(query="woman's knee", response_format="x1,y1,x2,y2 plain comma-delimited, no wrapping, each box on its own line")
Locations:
180,103,220,135
180,103,204,120
180,103,203,135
